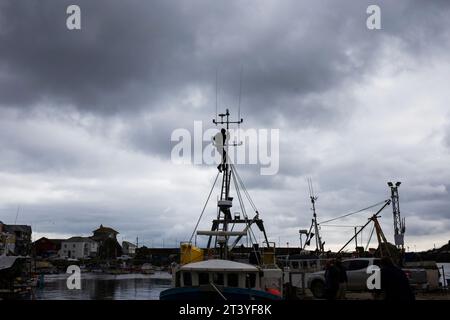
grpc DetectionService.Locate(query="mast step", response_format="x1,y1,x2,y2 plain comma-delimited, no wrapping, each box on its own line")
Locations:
197,230,247,236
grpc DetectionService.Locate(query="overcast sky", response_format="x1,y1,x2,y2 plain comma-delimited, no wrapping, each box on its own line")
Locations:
0,0,449,251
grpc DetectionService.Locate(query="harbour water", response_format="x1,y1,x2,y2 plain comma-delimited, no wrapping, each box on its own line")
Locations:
34,272,172,300
25,264,450,300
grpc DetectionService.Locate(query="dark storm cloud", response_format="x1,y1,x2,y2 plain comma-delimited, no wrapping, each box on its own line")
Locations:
1,0,450,248
0,0,201,112
1,0,448,125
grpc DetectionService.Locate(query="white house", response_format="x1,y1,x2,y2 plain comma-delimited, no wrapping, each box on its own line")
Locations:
122,241,137,256
59,237,98,259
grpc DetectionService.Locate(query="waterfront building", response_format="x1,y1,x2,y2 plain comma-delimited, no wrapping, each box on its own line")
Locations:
122,241,137,256
59,237,98,259
0,221,32,256
91,225,119,243
33,237,63,258
91,225,122,259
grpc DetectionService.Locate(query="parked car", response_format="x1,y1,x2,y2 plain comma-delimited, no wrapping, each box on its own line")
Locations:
306,258,427,298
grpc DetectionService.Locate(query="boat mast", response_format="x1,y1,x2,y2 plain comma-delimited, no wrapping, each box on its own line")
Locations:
206,109,243,259
194,106,271,262
308,178,324,252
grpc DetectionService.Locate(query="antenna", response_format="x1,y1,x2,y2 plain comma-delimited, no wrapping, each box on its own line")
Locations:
238,66,243,123
237,66,243,145
14,205,20,225
215,68,219,122
307,178,323,252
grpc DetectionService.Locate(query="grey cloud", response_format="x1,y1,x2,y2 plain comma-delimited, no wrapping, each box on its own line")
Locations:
1,0,448,126
1,0,450,249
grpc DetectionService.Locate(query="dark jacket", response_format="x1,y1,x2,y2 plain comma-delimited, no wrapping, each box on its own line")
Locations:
336,262,348,284
324,264,340,299
381,265,415,301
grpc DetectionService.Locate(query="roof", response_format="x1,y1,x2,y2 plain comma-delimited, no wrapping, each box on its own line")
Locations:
180,259,259,272
0,256,25,271
34,237,64,244
92,224,119,234
64,236,97,243
3,224,32,233
122,241,137,247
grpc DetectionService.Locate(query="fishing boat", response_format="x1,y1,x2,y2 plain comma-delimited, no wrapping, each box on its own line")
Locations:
160,109,283,301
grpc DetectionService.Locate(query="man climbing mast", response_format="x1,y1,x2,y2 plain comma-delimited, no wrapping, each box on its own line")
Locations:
213,128,228,172
195,108,272,262
207,109,242,258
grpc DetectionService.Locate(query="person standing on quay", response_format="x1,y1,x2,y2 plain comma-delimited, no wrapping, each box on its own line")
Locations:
380,256,415,301
324,259,340,300
335,257,348,299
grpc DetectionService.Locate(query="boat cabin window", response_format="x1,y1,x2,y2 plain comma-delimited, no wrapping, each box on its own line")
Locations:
245,273,256,288
227,273,239,287
183,272,192,286
213,273,224,285
198,272,209,285
175,272,181,287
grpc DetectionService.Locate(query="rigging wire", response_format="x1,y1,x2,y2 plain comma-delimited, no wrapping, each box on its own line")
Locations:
231,165,257,243
189,172,220,243
229,166,245,235
365,224,376,251
320,224,364,228
232,166,258,213
230,165,258,237
230,164,260,260
318,199,388,225
231,165,248,219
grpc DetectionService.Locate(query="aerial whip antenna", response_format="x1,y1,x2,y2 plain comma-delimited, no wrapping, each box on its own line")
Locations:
215,68,219,122
14,205,20,225
237,66,244,144
238,66,243,123
307,178,323,252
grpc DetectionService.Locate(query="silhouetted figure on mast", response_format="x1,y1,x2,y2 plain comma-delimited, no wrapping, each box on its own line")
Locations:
213,128,228,172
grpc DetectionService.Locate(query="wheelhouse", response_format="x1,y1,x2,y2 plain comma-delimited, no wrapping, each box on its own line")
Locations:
175,260,261,289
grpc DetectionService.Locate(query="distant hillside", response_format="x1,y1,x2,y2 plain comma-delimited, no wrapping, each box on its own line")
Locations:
419,241,450,262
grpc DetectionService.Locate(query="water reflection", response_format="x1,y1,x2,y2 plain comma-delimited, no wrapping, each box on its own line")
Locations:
35,272,172,300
